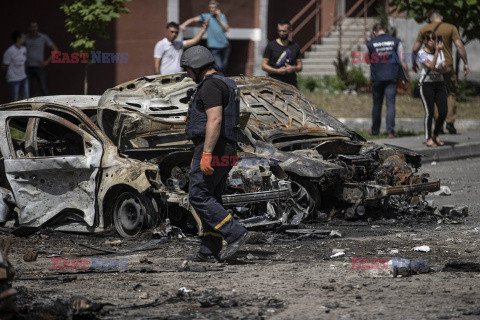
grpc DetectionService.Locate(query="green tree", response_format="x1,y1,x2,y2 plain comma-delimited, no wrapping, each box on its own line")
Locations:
389,0,480,77
60,0,131,94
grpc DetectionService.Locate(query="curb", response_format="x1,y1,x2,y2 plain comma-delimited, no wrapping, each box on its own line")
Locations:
338,118,480,133
417,141,480,163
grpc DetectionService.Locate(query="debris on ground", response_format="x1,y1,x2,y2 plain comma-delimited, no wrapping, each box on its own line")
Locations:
443,262,480,273
23,250,38,262
413,245,431,252
433,186,452,196
330,252,345,258
105,239,123,246
329,230,342,238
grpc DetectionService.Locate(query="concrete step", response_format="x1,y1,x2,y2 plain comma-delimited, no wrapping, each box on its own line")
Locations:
300,71,337,77
322,37,365,45
328,29,370,37
304,51,340,58
301,66,336,73
310,44,341,51
303,60,336,66
302,57,337,62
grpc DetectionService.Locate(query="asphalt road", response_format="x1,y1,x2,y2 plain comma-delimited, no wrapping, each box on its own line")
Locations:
4,157,480,319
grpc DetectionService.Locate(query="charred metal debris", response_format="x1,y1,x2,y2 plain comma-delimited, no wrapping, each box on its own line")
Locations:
0,74,440,237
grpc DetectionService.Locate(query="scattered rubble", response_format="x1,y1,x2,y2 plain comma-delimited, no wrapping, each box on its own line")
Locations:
433,186,452,196
413,245,431,252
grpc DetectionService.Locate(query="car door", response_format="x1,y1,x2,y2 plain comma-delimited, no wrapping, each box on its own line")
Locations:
0,111,103,228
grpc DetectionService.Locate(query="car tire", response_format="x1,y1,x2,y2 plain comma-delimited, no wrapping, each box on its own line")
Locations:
113,191,155,237
290,178,321,219
278,177,321,225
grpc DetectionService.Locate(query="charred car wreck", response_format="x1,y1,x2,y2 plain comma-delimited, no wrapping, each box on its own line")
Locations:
0,75,440,237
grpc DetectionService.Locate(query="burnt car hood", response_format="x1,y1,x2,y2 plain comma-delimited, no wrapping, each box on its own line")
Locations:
97,74,364,144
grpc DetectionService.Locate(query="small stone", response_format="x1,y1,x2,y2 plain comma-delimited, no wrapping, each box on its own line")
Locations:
329,230,342,238
23,251,38,262
139,292,149,299
105,240,122,246
139,257,152,264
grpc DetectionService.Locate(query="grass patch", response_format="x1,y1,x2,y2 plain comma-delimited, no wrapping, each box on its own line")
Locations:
302,92,480,119
355,128,423,140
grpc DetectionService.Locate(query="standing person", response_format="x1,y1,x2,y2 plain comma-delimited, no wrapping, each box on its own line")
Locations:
418,31,447,147
24,22,58,96
412,10,469,134
262,20,302,88
180,0,230,74
180,45,249,262
2,31,29,102
366,23,407,138
154,21,209,75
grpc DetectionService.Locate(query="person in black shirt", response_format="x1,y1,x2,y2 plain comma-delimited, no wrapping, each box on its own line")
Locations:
180,45,249,262
262,20,302,87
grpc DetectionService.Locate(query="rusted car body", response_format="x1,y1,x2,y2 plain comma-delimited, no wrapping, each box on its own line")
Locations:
0,74,440,237
0,97,296,236
0,100,163,237
98,73,440,221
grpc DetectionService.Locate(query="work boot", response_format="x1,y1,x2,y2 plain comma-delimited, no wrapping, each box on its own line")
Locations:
445,123,457,134
219,231,250,261
186,252,219,263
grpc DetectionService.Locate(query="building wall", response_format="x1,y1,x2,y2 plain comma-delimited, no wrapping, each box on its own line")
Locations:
179,0,258,76
114,0,168,83
0,0,116,103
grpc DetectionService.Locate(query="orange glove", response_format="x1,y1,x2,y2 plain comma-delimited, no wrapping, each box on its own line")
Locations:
200,152,214,175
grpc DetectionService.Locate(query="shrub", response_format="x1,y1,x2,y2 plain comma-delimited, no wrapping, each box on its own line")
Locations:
347,66,368,87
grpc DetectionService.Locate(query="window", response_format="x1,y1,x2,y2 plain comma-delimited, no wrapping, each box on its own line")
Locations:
8,116,85,158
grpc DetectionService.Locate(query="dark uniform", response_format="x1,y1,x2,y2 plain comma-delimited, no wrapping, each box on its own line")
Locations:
366,33,401,135
185,73,247,257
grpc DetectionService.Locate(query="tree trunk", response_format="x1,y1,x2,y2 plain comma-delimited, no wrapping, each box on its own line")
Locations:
84,64,88,95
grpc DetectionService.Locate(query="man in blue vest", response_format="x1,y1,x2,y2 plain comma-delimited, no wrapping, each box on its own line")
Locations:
366,23,407,138
181,45,249,262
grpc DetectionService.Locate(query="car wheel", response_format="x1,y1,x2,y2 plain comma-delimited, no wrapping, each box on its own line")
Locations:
279,178,320,225
113,191,153,237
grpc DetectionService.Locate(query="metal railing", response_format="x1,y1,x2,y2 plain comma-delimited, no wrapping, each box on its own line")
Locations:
290,0,377,54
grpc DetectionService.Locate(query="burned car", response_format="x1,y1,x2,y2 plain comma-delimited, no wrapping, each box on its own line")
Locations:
0,97,298,236
0,74,440,237
97,73,440,222
0,99,165,237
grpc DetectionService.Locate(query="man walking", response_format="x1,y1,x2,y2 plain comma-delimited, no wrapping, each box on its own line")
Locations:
262,20,302,88
180,45,249,262
24,22,57,96
180,1,230,74
412,10,469,134
154,21,209,75
366,23,407,138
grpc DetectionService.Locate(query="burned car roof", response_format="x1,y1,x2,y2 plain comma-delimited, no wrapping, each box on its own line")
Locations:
98,73,364,143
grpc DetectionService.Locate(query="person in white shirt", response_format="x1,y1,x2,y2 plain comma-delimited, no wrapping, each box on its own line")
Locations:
2,30,29,102
154,21,209,75
417,30,448,147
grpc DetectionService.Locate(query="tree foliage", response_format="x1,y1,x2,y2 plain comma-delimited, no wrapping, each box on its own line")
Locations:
389,0,480,44
60,0,131,52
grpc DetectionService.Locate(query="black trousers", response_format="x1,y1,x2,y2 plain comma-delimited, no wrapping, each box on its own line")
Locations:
419,81,448,139
188,146,246,256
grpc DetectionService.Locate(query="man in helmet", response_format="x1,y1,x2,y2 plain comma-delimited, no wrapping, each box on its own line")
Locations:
181,45,249,262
